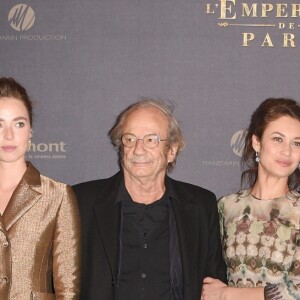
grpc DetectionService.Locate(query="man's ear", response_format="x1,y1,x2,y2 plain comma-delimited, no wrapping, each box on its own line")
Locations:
252,135,261,152
167,143,178,163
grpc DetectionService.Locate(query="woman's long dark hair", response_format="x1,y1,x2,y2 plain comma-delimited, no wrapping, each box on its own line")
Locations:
241,98,300,191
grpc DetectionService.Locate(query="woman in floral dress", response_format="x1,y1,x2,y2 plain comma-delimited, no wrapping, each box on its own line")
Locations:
202,98,300,300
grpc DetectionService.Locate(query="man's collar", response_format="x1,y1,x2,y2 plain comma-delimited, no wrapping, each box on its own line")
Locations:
114,173,179,205
165,176,179,204
114,176,131,205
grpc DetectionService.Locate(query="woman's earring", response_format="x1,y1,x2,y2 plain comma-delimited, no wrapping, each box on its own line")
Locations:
255,151,260,163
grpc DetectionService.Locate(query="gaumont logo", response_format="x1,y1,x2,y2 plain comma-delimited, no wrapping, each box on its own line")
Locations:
203,0,300,47
8,4,35,31
27,142,67,160
231,129,247,157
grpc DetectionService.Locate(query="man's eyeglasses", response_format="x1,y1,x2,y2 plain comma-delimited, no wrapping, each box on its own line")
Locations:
121,133,168,149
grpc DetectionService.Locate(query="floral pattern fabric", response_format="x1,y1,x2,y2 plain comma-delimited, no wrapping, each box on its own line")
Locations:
218,190,300,299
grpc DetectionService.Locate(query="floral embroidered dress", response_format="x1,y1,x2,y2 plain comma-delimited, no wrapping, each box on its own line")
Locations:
218,190,300,299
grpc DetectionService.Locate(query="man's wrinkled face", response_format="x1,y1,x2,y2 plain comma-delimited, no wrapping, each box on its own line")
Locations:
121,107,177,183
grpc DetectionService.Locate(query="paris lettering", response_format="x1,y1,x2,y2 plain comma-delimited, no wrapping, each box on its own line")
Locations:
205,0,300,47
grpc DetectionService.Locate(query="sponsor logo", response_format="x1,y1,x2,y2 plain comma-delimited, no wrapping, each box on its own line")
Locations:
202,130,246,167
203,0,300,47
27,142,67,160
231,129,247,156
8,4,35,31
1,4,67,42
201,160,240,166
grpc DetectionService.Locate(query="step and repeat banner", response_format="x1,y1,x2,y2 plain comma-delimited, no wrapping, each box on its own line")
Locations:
1,0,299,197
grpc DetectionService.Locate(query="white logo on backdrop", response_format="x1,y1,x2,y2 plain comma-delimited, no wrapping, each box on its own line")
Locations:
27,142,67,160
8,4,35,31
203,0,298,48
231,130,247,157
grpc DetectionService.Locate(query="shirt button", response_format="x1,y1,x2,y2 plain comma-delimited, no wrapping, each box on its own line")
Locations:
3,241,8,247
1,276,9,284
141,273,146,279
143,243,148,249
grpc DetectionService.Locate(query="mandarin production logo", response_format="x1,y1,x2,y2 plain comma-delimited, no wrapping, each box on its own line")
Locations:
8,4,35,31
0,4,67,41
201,130,244,167
204,0,300,47
231,129,247,156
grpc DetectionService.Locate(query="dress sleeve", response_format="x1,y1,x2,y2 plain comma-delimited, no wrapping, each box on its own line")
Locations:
52,185,81,299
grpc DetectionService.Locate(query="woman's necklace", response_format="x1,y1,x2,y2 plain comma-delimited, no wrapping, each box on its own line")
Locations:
251,189,289,201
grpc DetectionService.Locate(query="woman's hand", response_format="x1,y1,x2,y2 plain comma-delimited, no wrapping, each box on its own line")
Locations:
201,277,228,300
